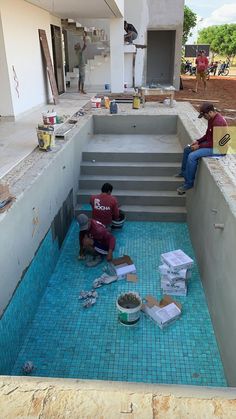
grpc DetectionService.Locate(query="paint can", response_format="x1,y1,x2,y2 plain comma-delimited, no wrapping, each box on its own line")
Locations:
91,98,101,108
132,95,141,109
116,292,142,325
37,124,55,151
104,96,110,109
42,111,57,125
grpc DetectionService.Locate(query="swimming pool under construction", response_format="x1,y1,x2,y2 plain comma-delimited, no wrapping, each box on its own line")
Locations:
1,104,236,391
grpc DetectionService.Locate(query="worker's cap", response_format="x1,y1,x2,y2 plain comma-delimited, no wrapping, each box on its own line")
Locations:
77,214,89,231
198,102,215,118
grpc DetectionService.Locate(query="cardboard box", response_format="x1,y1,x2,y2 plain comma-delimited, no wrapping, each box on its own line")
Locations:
158,264,191,281
161,276,187,297
161,250,194,272
142,295,182,329
110,255,136,277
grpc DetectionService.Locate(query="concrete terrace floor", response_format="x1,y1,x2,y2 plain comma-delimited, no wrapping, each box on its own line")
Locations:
84,133,182,153
0,92,94,179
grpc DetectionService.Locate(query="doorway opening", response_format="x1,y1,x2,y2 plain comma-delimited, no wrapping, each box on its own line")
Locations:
146,30,176,85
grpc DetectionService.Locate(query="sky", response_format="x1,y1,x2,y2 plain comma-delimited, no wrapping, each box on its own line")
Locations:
185,0,236,42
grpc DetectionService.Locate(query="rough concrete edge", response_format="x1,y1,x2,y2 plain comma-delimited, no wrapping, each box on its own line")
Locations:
177,104,206,143
204,158,236,218
1,376,236,400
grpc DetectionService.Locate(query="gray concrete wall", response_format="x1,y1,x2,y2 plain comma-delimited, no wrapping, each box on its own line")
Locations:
187,160,236,386
124,0,184,89
0,117,93,316
146,30,175,85
93,114,177,134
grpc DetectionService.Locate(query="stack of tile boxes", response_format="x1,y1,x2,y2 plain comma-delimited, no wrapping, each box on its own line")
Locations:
159,249,194,296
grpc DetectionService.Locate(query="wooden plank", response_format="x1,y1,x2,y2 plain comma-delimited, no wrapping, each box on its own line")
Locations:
177,98,220,103
134,44,147,49
38,29,59,105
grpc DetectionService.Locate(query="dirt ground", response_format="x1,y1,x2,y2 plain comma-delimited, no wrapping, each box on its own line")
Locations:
146,76,236,125
175,75,236,125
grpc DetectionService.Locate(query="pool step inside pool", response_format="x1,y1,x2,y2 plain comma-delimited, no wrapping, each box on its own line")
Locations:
76,151,186,222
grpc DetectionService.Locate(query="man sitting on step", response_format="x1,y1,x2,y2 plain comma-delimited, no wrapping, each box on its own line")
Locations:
176,102,227,195
90,183,125,230
77,213,116,265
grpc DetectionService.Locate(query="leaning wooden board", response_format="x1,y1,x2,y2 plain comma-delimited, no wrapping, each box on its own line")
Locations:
38,29,59,105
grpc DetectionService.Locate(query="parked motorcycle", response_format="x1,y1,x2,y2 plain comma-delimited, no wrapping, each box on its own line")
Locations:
183,61,196,76
218,62,230,76
206,63,218,76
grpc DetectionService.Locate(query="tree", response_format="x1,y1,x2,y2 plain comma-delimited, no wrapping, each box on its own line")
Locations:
183,6,197,45
198,24,236,61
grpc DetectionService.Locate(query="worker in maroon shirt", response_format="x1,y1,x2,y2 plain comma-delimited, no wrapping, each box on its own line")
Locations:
77,213,116,262
176,102,228,195
90,183,120,228
194,50,209,93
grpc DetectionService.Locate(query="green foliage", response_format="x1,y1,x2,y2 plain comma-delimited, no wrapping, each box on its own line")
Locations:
183,5,197,45
198,24,236,59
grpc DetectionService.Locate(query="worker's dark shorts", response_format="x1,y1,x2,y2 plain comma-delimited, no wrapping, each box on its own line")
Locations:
94,241,108,255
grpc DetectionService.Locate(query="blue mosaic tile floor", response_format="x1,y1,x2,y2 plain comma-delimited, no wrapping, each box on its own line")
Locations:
11,221,227,386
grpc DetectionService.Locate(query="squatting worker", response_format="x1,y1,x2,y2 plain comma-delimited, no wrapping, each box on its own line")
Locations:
74,33,87,94
194,50,209,93
124,20,138,44
77,213,116,261
176,102,227,195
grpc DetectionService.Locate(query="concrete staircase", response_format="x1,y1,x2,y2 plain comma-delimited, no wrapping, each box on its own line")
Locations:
75,151,186,222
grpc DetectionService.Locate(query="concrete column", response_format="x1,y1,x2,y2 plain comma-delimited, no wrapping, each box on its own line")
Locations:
110,18,124,93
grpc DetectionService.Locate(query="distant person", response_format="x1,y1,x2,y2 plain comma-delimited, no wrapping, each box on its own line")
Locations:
124,20,138,44
176,102,227,195
90,183,126,229
218,61,227,75
77,214,116,263
193,50,209,93
74,33,87,94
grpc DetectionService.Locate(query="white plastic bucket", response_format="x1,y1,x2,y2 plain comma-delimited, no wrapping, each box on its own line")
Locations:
42,111,57,125
116,292,142,325
91,98,101,108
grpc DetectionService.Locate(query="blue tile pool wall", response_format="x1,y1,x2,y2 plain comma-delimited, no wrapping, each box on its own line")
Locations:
0,229,60,374
10,221,227,386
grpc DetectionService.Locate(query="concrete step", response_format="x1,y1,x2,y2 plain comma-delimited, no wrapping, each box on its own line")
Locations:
80,161,181,176
77,189,185,207
75,204,186,222
82,151,182,163
79,175,183,191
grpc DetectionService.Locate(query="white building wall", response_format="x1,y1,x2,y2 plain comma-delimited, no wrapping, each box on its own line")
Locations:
0,11,13,117
124,0,184,89
113,0,124,15
0,0,60,118
110,18,124,93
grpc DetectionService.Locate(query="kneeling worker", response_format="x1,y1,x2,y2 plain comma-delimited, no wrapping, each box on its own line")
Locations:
77,213,115,262
90,183,125,229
